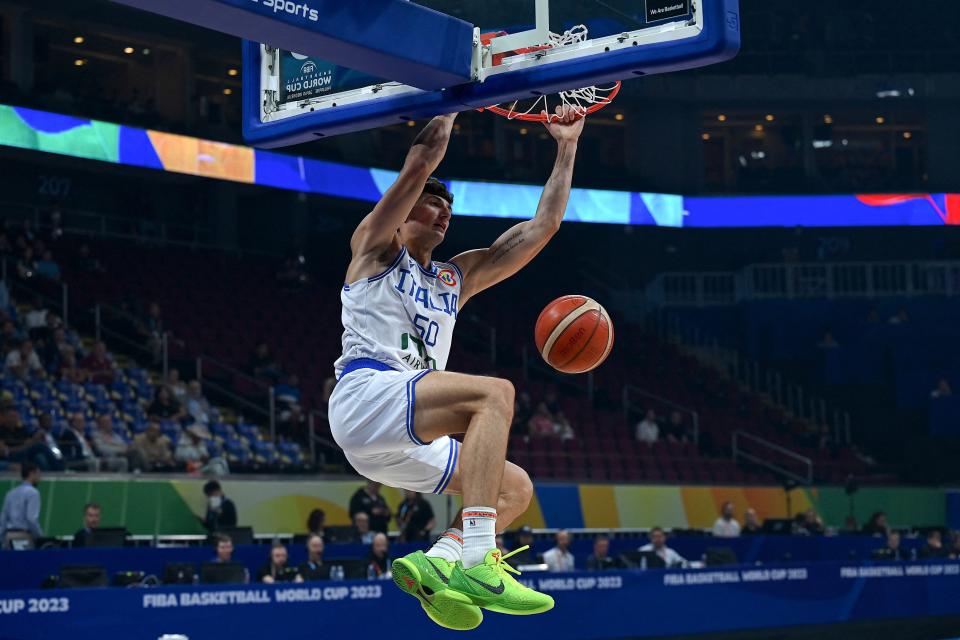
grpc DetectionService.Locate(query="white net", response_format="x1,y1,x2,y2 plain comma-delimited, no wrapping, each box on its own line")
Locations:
489,25,621,121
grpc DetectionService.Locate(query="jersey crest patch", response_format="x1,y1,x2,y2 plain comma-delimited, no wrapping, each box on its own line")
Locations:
437,268,457,287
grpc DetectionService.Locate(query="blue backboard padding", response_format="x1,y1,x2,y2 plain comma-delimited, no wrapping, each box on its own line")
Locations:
110,0,473,91
243,0,741,145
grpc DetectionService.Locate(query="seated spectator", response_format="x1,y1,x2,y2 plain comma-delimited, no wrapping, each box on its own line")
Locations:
306,508,326,537
23,304,49,342
91,414,130,472
80,341,116,385
298,534,330,581
919,530,950,559
149,386,187,423
712,501,741,538
795,508,825,536
166,369,187,402
257,542,303,584
951,532,960,560
0,405,62,471
528,402,558,438
663,410,691,444
640,527,687,568
742,508,762,535
931,378,953,399
586,534,620,571
542,530,575,572
35,250,60,281
73,502,101,548
349,480,391,534
4,339,44,380
353,512,375,545
59,413,98,472
185,381,213,425
130,422,175,471
554,411,575,441
862,511,889,537
367,532,391,579
275,375,301,406
396,491,435,543
635,409,660,444
249,342,282,381
58,346,87,384
508,526,537,566
175,424,211,471
0,320,23,354
202,480,238,532
874,531,906,561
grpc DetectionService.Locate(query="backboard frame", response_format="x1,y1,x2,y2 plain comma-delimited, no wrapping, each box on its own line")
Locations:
243,0,741,147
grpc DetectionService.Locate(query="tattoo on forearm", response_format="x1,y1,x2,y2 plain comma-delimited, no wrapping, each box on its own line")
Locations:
490,229,526,264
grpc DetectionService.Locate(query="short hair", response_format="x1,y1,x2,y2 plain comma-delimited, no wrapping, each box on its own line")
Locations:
306,533,323,547
215,534,233,546
83,502,100,513
650,527,665,536
271,540,287,550
306,508,326,532
20,462,38,479
203,480,222,496
595,534,610,543
422,177,453,206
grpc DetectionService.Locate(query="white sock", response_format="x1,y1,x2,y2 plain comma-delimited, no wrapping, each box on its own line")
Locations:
425,528,463,563
461,507,497,568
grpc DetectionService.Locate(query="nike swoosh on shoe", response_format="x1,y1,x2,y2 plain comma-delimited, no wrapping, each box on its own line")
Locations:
425,558,450,584
466,575,505,594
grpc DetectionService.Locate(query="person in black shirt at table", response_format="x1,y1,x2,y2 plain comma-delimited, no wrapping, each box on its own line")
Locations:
73,502,100,548
396,491,435,542
507,525,537,566
586,534,620,571
257,542,303,584
873,531,907,561
202,480,237,532
349,481,391,534
297,534,330,581
919,530,951,559
741,508,762,535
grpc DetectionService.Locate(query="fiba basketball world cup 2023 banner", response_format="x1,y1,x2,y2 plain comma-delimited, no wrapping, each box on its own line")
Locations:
279,52,385,104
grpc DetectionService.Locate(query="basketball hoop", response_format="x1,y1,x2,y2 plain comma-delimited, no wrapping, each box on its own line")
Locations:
478,25,622,123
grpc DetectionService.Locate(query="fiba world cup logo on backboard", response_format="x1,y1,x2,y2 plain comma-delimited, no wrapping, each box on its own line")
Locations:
300,60,317,75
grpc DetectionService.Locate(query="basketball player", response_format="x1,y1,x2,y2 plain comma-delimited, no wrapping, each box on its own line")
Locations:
328,105,584,630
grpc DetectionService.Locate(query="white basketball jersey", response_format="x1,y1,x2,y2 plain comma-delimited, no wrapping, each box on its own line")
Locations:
335,247,463,377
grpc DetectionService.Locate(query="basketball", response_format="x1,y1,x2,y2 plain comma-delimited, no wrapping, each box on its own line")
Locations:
534,295,614,374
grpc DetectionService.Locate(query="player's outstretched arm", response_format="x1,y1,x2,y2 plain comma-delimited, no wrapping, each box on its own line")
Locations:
346,114,457,278
451,106,584,305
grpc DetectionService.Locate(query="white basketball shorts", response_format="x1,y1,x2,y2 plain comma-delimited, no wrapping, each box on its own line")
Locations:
328,365,459,495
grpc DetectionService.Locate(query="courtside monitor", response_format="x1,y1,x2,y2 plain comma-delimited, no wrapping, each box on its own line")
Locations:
241,0,740,146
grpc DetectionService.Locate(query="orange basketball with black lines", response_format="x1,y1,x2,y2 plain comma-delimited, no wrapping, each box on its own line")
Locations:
534,295,614,374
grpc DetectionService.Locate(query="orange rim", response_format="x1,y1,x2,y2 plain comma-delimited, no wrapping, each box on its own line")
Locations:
479,81,622,122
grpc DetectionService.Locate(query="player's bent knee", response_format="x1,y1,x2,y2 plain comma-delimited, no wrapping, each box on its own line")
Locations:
502,465,533,512
481,378,515,419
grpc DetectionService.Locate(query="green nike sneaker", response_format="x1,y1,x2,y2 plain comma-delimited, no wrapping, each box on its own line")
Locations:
447,547,554,615
392,551,483,631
